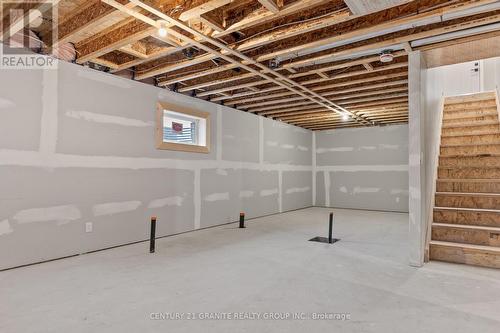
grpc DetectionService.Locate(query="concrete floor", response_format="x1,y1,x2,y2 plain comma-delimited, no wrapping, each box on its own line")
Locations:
1,207,500,333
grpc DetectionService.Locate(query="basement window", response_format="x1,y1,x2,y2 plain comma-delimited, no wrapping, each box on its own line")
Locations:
156,102,210,153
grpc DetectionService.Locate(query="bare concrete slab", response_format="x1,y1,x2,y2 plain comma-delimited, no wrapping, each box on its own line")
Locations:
1,208,500,333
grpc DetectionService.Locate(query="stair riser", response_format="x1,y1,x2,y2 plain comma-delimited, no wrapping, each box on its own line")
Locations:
430,244,500,269
436,181,500,193
435,195,500,210
434,210,500,227
432,226,500,247
444,101,497,111
443,115,498,125
438,168,500,179
442,125,500,136
441,133,500,145
443,109,498,120
439,156,500,168
441,144,500,156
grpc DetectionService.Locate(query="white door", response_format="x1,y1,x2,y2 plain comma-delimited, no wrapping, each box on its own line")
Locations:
443,61,481,96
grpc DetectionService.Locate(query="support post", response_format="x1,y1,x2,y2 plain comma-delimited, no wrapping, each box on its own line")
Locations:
239,212,245,228
150,216,157,253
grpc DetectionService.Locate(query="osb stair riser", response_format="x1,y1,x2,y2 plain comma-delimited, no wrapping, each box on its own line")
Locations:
441,133,500,145
439,155,500,168
443,108,498,120
443,114,498,125
444,101,497,112
435,193,500,210
436,180,500,193
430,242,500,269
438,167,500,179
432,224,500,247
434,209,500,227
440,143,500,156
441,124,500,136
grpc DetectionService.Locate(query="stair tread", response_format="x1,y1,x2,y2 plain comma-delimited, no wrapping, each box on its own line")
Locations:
436,191,500,196
437,179,500,183
432,222,500,231
441,131,500,138
442,121,499,129
434,206,500,213
430,240,500,253
441,142,500,148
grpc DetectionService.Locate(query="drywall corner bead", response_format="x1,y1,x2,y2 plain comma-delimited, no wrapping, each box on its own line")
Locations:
148,196,184,209
0,97,15,109
0,219,13,235
13,205,82,224
239,190,255,198
260,188,279,197
65,110,154,128
92,201,142,216
204,192,230,202
78,69,133,89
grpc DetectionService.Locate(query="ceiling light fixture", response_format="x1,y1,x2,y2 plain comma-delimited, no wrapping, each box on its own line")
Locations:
379,50,394,63
342,114,350,121
157,20,168,37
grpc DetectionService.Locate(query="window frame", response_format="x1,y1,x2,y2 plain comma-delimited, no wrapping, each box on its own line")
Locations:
156,102,211,153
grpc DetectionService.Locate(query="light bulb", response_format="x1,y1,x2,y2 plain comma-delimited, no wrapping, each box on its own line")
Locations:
342,114,349,121
157,20,168,38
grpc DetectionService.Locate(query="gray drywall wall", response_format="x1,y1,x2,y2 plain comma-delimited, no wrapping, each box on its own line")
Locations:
315,124,409,212
0,61,313,270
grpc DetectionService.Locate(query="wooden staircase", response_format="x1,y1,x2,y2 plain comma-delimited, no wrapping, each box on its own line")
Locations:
429,92,500,269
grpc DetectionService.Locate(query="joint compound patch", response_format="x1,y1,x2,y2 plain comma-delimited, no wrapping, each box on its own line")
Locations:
13,205,81,224
260,189,279,197
266,141,278,147
0,97,15,109
148,196,184,208
0,220,13,235
239,190,255,198
204,192,230,202
66,110,153,127
353,187,380,195
93,201,142,216
285,187,311,194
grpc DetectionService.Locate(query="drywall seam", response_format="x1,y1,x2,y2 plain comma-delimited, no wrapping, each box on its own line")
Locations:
148,196,184,208
204,192,230,202
239,190,255,198
312,132,316,206
324,171,331,207
13,205,81,224
194,169,201,229
278,171,283,213
0,149,313,172
39,70,58,153
0,220,13,236
285,187,311,194
65,110,154,127
216,108,222,161
259,117,264,164
260,188,279,197
315,165,408,172
92,201,142,216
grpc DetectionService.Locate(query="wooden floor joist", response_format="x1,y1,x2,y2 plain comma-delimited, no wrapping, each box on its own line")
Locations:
27,0,500,129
